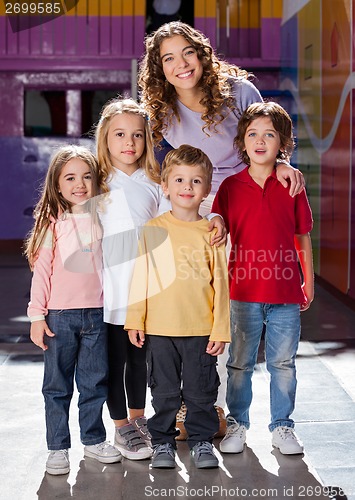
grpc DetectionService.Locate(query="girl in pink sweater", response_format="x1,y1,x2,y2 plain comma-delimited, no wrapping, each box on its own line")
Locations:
25,145,121,476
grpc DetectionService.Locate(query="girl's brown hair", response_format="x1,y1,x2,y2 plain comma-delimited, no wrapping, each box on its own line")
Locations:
24,145,101,267
95,97,160,184
138,21,251,145
234,102,295,165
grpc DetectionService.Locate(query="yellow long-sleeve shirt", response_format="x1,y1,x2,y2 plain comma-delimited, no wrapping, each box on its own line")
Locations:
125,211,230,342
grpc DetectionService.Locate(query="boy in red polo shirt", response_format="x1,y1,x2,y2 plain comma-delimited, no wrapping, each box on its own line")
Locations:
212,102,314,455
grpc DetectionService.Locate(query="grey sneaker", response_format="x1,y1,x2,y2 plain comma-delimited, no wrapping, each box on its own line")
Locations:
84,441,122,463
151,443,176,468
219,416,247,453
129,416,152,447
272,426,304,455
114,423,152,460
46,449,70,475
191,441,219,469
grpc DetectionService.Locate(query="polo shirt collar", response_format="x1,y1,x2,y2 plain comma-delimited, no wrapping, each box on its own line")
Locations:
238,166,277,186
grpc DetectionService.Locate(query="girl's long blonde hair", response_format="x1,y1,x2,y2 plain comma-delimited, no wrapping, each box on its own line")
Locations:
24,145,102,267
138,21,251,145
95,97,161,184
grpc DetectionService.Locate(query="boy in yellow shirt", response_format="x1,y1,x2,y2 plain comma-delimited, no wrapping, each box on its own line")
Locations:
125,145,230,469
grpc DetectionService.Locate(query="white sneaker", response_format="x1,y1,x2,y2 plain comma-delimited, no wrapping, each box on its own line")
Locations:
84,441,122,463
272,426,304,455
219,417,247,453
46,449,70,475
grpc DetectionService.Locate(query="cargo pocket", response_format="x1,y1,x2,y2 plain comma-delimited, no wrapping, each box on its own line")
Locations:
199,352,220,394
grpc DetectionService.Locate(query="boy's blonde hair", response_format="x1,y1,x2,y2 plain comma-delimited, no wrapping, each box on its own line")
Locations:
24,145,101,267
161,144,213,186
234,101,295,165
95,97,160,184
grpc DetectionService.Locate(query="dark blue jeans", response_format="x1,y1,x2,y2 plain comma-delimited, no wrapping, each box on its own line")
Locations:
43,308,108,450
146,335,220,449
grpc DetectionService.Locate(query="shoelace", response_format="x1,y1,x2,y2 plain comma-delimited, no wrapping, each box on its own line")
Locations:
278,427,296,440
95,441,110,452
226,424,244,437
194,442,214,457
154,443,175,458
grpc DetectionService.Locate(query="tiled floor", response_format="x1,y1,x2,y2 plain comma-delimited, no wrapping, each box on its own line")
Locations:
0,253,354,500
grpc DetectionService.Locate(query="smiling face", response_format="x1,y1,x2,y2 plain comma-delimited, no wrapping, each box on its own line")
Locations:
106,112,146,174
162,163,211,220
244,116,281,169
58,158,93,212
160,35,203,95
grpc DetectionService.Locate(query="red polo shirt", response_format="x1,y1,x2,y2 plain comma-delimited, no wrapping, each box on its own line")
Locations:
212,168,313,304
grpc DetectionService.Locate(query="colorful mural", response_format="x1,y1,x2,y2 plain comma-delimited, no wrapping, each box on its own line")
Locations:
281,0,353,297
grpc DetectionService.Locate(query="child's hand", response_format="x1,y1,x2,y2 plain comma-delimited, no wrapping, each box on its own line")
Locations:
128,329,145,347
300,283,314,312
30,320,55,351
208,216,227,246
206,340,225,356
275,162,305,197
300,298,312,312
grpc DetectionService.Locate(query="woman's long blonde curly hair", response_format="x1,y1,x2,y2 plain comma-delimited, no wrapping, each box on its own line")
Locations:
95,98,161,184
138,21,251,145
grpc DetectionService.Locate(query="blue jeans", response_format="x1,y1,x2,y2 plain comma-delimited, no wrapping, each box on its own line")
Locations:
227,301,300,432
43,308,108,450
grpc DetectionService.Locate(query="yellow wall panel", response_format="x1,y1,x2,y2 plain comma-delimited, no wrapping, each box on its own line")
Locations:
206,0,216,18
112,0,123,16
195,0,205,17
195,0,216,18
100,1,111,16
134,0,146,16
76,0,88,15
298,0,322,138
261,0,272,18
229,0,239,29
261,0,282,18
250,0,261,28
123,1,133,15
89,0,99,16
322,0,350,136
219,0,227,28
272,0,283,17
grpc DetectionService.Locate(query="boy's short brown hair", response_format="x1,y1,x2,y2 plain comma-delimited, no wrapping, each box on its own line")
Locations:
234,101,295,165
161,144,213,186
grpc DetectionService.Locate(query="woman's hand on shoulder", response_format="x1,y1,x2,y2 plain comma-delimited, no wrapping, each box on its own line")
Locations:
275,161,305,197
208,216,227,247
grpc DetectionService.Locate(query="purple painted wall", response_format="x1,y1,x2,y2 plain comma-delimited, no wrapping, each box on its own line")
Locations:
0,14,146,70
